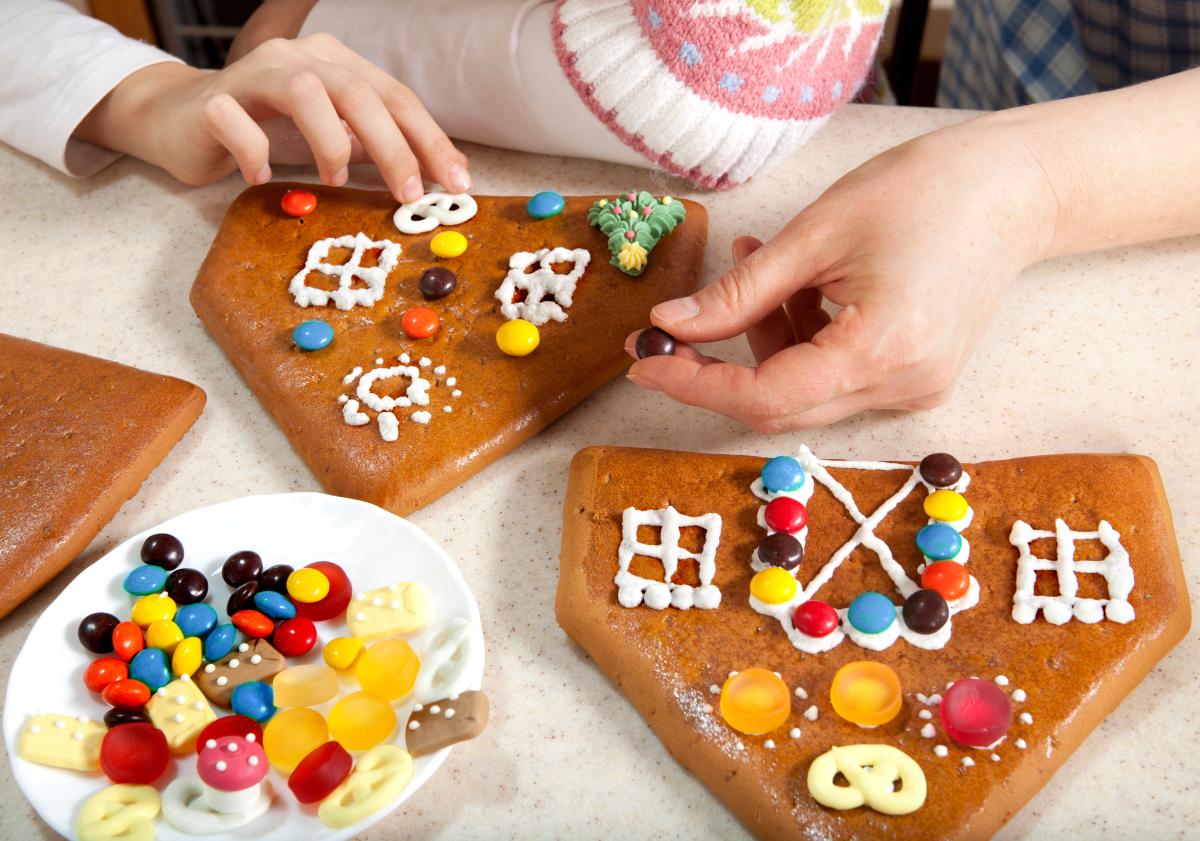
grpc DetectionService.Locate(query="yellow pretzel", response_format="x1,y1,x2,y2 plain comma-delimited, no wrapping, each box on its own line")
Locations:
318,744,413,828
76,784,160,841
807,744,927,816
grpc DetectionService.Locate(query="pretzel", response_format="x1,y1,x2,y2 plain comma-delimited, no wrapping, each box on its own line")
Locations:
318,744,413,828
392,192,478,234
807,744,927,815
76,784,160,841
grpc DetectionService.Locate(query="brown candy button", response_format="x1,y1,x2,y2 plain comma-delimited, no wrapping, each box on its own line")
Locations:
756,532,804,570
635,327,676,359
919,453,962,488
196,639,286,708
902,588,950,634
404,690,489,758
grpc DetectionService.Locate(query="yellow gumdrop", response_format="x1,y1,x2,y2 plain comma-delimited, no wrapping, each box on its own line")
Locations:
130,593,176,628
430,230,468,258
323,637,364,671
830,661,902,728
924,489,968,522
328,691,396,751
263,707,329,772
145,620,183,653
171,637,202,676
273,664,340,709
750,568,797,605
719,668,791,735
496,319,540,357
355,639,419,701
287,568,330,604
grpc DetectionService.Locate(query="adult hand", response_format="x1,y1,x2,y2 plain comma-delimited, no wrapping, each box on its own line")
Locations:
625,124,1056,431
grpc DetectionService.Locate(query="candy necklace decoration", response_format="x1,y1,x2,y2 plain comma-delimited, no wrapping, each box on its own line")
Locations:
494,247,591,326
289,232,401,310
614,505,722,610
392,191,478,234
587,191,686,276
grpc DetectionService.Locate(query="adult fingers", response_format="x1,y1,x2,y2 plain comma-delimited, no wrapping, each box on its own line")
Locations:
787,287,833,343
622,331,716,364
200,93,271,184
734,236,797,363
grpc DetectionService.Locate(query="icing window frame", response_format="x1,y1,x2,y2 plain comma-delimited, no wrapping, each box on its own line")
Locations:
615,506,722,611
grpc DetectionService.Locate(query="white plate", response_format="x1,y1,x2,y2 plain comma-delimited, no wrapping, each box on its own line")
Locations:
3,492,485,841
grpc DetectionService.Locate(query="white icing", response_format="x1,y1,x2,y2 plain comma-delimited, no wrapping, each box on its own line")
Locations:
1010,519,1135,624
794,687,808,700
419,357,431,368
445,709,455,719
921,723,935,738
803,705,819,721
399,353,410,364
1015,738,1027,749
433,365,446,375
1020,712,1033,725
962,756,975,768
443,406,453,413
378,411,399,442
919,709,933,720
357,365,429,411
374,358,384,366
392,191,478,234
709,685,720,695
934,745,948,758
764,740,775,749
994,675,1009,686
1012,689,1027,702
495,247,591,325
446,377,457,387
342,399,369,426
991,753,1001,762
290,232,400,310
789,728,801,739
340,359,455,435
451,389,462,398
701,704,713,714
614,506,722,610
411,411,432,424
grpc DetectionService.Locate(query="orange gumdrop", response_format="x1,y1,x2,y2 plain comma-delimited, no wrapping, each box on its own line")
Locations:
719,668,791,735
830,661,902,727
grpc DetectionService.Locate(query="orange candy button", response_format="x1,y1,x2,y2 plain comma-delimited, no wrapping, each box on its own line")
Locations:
719,668,791,735
830,661,902,728
402,307,440,339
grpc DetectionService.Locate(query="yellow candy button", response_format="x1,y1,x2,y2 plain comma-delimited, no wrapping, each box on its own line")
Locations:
923,489,968,522
324,636,365,671
131,593,176,628
830,661,902,727
496,319,540,357
145,619,183,653
750,568,797,605
287,568,330,604
719,668,791,735
172,637,202,676
430,230,468,258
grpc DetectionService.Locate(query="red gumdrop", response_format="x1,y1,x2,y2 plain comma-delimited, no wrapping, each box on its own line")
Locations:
111,621,145,662
195,715,264,755
288,741,353,804
294,562,352,622
272,616,317,657
764,497,808,534
102,678,151,709
793,600,839,638
281,189,317,218
939,677,1013,748
231,609,275,639
100,722,169,784
84,657,128,693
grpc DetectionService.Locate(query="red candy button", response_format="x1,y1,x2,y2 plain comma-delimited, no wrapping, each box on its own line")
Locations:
281,189,317,218
231,609,275,638
288,741,354,804
294,562,352,622
273,616,318,657
793,600,839,638
939,677,1012,748
84,657,128,693
102,678,151,709
111,621,144,662
195,715,264,755
401,307,440,339
921,561,971,602
764,497,808,534
100,722,169,784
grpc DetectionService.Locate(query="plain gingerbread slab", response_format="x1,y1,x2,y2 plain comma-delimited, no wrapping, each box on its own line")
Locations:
557,445,1190,840
0,334,205,619
190,184,707,516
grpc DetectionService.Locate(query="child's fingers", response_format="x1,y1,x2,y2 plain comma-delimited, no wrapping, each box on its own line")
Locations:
200,93,270,183
261,68,351,184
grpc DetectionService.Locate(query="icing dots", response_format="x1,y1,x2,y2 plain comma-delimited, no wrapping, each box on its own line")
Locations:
289,233,400,310
495,247,590,326
615,506,722,610
339,356,459,438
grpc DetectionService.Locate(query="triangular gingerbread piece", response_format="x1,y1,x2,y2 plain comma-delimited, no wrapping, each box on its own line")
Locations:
557,446,1189,839
191,185,706,514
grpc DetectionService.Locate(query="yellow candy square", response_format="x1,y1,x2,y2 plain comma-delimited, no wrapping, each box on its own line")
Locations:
18,713,105,771
347,582,429,642
146,675,216,753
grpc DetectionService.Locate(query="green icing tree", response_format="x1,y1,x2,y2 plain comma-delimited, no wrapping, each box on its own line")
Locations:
587,190,686,276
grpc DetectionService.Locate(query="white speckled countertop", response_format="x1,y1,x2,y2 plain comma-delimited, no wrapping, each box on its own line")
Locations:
0,104,1195,840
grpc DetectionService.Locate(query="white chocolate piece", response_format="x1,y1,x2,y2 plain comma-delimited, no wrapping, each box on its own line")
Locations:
76,784,160,841
318,745,413,828
18,714,105,771
414,617,475,704
807,745,927,815
348,582,429,641
392,191,477,234
147,677,216,753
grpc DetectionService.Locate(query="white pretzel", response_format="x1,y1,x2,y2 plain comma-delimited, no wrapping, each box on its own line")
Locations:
393,192,478,234
289,232,400,310
161,777,271,834
77,785,160,841
318,745,413,828
494,247,591,326
807,745,927,815
414,617,476,703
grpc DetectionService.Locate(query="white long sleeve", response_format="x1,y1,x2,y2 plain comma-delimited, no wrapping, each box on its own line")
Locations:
0,0,181,177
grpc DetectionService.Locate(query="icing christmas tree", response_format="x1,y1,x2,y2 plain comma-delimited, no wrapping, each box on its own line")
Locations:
587,191,686,276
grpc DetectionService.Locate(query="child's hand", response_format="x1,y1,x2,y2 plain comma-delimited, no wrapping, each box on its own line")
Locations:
625,127,1055,431
77,34,469,202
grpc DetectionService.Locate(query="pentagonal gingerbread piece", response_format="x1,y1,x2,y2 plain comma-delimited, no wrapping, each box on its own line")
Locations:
404,690,489,757
196,639,285,708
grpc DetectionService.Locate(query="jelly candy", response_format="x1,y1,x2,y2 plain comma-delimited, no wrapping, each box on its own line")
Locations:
129,648,172,692
288,741,353,804
281,188,318,217
916,523,962,561
84,656,129,693
286,568,329,603
231,609,274,638
18,713,105,770
902,589,950,634
793,600,839,638
100,722,169,784
123,564,167,596
273,664,339,708
175,603,218,639
763,496,808,533
323,636,364,671
78,612,120,654
165,568,209,605
131,593,176,628
318,744,413,828
145,619,184,653
272,616,317,657
111,620,145,662
226,581,260,615
77,784,160,841
761,456,805,493
719,668,790,735
195,715,263,754
329,691,396,751
147,677,216,753
141,533,183,570
430,230,468,258
527,190,565,219
258,564,294,594
253,590,296,620
264,707,329,772
104,707,150,729
231,681,276,723
749,568,797,605
402,306,440,339
222,550,263,587
356,639,420,700
939,677,1012,747
919,452,963,487
103,678,152,709
348,582,428,641
830,661,902,727
495,319,539,356
921,561,970,601
846,592,896,634
924,489,969,522
204,624,239,661
294,561,353,621
293,319,334,351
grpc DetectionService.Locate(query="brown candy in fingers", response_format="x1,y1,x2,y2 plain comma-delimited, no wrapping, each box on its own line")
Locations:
405,690,489,757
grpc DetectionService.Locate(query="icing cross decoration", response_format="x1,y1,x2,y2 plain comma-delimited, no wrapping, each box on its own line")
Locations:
392,191,478,234
289,232,401,310
615,505,722,610
587,190,686,276
495,247,591,326
1010,519,1135,624
339,353,460,440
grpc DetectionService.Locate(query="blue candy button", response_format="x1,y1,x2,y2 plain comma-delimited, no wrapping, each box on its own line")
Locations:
203,623,239,661
175,603,218,639
253,590,296,620
123,564,167,596
128,647,171,692
293,319,334,351
916,523,963,561
847,591,897,635
761,456,805,493
231,681,276,723
526,190,565,219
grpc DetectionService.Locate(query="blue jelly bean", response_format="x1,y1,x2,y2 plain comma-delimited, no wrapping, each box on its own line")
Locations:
526,190,565,219
847,591,897,635
292,319,334,351
253,590,296,620
175,603,218,639
128,647,171,692
761,456,805,493
231,681,275,723
916,522,963,561
204,623,239,661
123,564,168,596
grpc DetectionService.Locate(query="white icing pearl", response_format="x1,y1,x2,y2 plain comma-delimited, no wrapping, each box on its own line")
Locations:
216,761,227,772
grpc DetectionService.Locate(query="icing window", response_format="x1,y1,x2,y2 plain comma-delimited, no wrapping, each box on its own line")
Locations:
615,506,722,611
